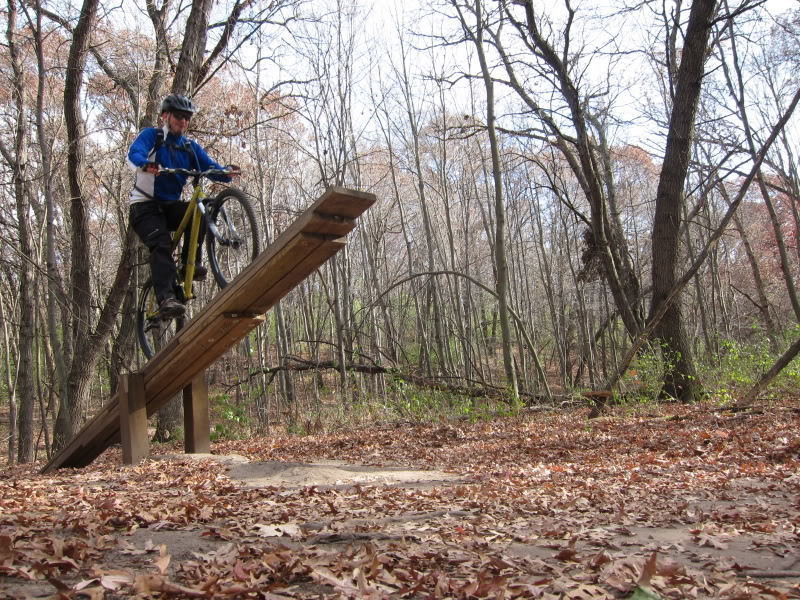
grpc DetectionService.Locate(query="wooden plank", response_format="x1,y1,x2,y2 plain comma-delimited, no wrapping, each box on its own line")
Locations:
119,373,148,465
142,238,344,413
212,235,332,319
41,394,120,472
143,232,325,378
142,233,331,402
302,213,355,236
144,236,343,403
246,237,346,314
206,188,362,290
68,408,123,469
40,187,376,473
302,214,353,236
144,316,265,417
314,187,377,219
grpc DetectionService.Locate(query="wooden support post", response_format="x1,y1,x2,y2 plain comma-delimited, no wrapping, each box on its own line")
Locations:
119,372,149,465
183,371,210,454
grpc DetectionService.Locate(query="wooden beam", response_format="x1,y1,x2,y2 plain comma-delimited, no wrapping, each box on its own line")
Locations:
141,235,342,412
183,372,210,454
119,373,148,465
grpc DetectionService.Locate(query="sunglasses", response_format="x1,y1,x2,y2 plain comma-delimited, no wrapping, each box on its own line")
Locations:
172,111,192,121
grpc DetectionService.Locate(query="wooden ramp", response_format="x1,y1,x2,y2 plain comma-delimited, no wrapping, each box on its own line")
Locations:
42,187,376,473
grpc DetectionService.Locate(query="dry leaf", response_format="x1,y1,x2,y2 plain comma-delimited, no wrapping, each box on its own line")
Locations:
154,545,171,575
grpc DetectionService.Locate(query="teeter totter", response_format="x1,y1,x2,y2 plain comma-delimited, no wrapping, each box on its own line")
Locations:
42,187,375,473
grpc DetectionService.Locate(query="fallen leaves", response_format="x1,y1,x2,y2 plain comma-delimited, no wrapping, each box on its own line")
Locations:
0,403,799,598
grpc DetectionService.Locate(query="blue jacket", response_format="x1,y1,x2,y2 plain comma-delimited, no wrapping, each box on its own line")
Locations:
127,125,231,204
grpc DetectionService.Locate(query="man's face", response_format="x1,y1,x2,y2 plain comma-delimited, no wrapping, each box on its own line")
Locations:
164,110,192,135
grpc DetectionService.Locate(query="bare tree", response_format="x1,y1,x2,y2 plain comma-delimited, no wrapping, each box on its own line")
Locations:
494,0,646,341
52,0,136,450
172,0,213,94
647,0,718,401
1,0,36,462
448,0,518,397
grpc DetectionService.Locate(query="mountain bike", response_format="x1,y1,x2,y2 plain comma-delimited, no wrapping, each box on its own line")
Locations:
135,167,260,359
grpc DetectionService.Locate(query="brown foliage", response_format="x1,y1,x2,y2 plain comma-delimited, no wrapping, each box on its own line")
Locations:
1,403,799,598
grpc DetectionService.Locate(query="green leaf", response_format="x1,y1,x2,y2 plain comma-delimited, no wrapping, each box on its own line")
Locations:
627,586,662,600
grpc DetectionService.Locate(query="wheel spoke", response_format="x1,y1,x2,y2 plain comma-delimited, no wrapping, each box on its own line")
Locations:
207,189,260,288
136,280,182,359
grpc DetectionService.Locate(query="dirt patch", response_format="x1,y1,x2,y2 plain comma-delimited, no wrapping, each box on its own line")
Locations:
152,451,465,488
228,458,464,489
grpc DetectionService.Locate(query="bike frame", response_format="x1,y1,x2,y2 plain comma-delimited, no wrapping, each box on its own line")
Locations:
137,166,255,359
170,175,207,301
141,166,237,321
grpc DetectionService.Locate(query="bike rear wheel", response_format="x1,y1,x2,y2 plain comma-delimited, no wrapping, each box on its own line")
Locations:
136,279,184,360
206,188,260,288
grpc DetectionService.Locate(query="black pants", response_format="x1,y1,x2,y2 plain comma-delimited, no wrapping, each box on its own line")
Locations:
130,201,206,302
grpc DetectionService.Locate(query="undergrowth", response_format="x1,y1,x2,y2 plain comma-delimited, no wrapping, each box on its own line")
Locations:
209,334,800,439
611,333,800,406
207,377,525,440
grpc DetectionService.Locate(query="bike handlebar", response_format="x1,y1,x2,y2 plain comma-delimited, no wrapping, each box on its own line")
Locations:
156,166,239,177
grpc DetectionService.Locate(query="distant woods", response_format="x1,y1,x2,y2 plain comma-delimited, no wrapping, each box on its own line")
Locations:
1,0,799,463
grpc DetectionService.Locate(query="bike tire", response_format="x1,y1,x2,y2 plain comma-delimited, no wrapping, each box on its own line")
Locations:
136,279,184,360
206,188,260,289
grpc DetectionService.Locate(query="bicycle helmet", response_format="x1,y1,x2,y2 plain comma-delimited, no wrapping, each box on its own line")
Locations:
160,94,197,115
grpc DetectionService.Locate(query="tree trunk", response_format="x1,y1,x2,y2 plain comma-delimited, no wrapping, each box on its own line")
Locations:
498,0,645,339
331,256,349,396
109,246,139,393
144,0,170,119
6,0,37,463
649,0,716,402
1,287,18,464
54,0,132,450
398,41,446,377
29,0,71,451
455,0,518,397
682,201,715,356
718,1,800,324
172,0,213,94
156,0,216,438
53,0,100,450
730,205,780,353
741,336,800,406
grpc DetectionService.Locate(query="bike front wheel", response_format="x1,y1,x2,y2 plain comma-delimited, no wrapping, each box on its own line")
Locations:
136,279,184,360
206,188,260,288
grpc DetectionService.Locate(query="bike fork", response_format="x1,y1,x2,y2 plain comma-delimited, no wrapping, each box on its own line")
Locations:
208,205,242,248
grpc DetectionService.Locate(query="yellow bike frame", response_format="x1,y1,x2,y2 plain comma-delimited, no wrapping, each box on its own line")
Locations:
170,182,207,301
142,166,235,325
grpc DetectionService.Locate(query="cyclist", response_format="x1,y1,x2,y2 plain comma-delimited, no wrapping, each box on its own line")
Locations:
128,94,239,318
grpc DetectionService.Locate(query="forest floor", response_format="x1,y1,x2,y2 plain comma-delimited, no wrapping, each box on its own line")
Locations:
0,401,799,599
